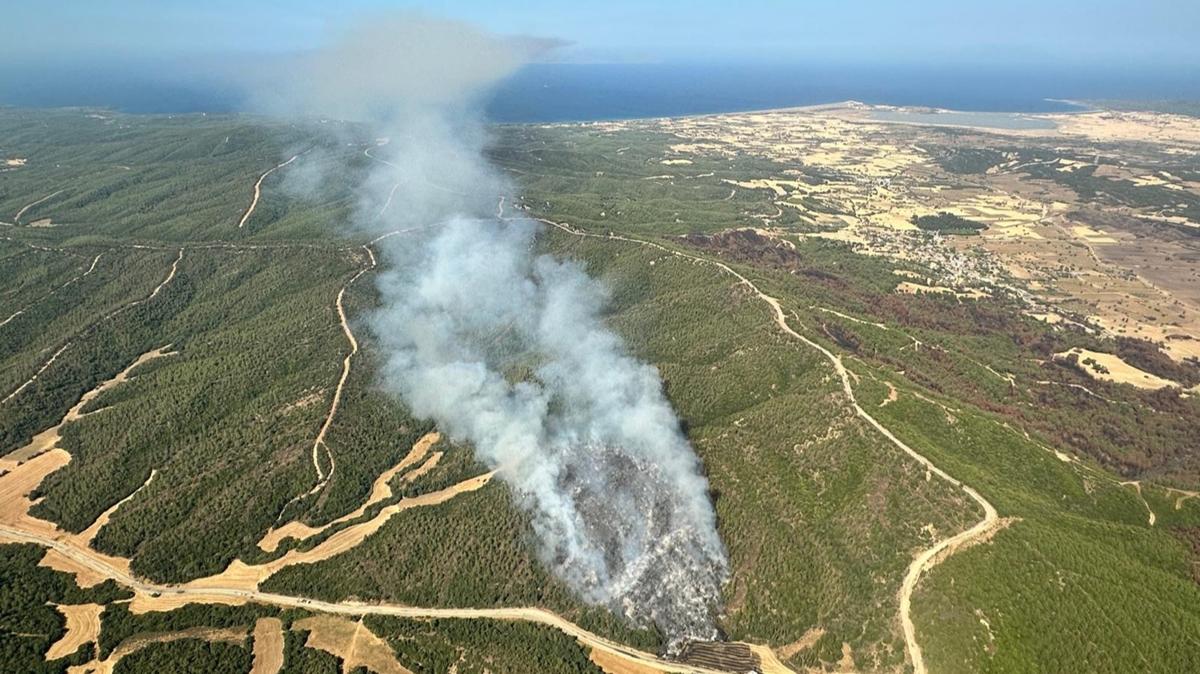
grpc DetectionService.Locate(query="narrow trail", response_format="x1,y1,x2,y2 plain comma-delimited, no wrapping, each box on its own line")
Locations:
1120,481,1156,526
3,250,181,407
1165,486,1200,511
143,249,182,302
2,343,71,405
534,216,999,674
238,154,300,228
364,146,467,196
0,252,103,330
77,469,159,547
14,189,64,224
2,209,993,672
120,248,184,314
379,182,402,217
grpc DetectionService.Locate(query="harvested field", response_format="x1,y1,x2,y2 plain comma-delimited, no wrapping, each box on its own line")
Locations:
590,647,663,674
186,471,495,593
39,549,109,588
44,603,103,660
294,615,413,674
250,617,284,674
1057,347,1180,390
677,642,759,673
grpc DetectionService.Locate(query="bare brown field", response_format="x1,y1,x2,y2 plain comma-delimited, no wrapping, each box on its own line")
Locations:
1056,348,1180,390
40,548,109,588
1049,110,1200,147
44,603,103,660
161,469,496,599
403,451,443,482
250,617,284,674
591,647,664,674
0,348,177,586
293,615,413,674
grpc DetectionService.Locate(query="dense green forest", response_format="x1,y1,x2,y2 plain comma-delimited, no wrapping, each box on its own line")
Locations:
364,617,604,674
911,212,987,234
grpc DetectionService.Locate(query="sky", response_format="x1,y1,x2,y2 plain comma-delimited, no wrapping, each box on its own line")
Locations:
3,0,1199,66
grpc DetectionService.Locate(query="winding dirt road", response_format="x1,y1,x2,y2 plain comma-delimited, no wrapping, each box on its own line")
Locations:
533,216,999,674
238,155,300,228
278,244,378,516
379,182,402,218
1121,481,1156,526
14,189,64,224
128,249,183,308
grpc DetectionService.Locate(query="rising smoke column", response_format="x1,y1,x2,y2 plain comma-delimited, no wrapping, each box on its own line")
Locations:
269,15,729,648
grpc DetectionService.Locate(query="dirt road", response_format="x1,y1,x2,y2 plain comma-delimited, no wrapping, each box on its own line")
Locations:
1,343,72,405
0,252,103,330
5,212,996,673
4,249,182,405
14,189,64,223
1121,481,1156,526
238,155,300,228
278,244,378,516
125,249,183,311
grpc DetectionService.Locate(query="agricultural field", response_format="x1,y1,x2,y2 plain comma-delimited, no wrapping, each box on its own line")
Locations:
2,102,1199,674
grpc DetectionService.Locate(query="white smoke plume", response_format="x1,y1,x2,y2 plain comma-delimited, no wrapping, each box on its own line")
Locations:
269,14,728,648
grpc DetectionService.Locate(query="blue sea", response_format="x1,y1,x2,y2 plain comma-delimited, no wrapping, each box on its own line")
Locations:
1,61,1197,121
